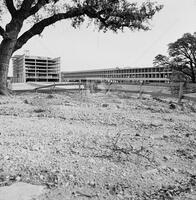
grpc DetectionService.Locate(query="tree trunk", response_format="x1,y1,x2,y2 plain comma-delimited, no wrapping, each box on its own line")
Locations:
190,62,196,83
0,39,16,95
191,66,196,83
191,74,196,83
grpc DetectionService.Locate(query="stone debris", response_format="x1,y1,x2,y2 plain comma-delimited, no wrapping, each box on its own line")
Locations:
0,92,195,199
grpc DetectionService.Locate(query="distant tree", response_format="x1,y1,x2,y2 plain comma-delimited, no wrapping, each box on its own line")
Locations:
153,54,187,82
0,0,163,95
153,54,168,66
153,33,196,83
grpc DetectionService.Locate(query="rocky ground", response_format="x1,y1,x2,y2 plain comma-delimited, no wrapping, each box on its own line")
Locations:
0,91,196,200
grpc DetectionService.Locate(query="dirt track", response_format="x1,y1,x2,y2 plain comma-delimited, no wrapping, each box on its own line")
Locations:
0,91,196,199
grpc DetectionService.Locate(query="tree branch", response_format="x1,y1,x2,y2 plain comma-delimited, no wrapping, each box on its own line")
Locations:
190,49,196,65
29,0,60,17
84,7,110,27
182,46,192,59
17,0,37,19
20,0,35,10
0,26,9,39
14,8,85,52
173,65,192,77
180,70,192,78
29,0,49,16
83,7,141,31
13,1,162,52
5,0,16,16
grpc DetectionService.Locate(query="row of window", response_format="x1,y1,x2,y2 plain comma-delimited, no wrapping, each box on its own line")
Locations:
25,63,60,67
63,67,171,76
26,75,59,78
25,59,58,63
62,73,171,79
26,78,59,82
63,70,171,78
26,70,59,73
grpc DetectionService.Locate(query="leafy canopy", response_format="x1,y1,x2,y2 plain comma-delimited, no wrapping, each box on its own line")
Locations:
153,33,196,82
0,0,163,37
0,0,164,57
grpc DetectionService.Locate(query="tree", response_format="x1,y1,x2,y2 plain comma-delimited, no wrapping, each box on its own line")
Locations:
153,33,196,83
0,0,163,95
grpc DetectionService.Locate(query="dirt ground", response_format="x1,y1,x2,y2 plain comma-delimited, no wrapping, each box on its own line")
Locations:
0,91,196,200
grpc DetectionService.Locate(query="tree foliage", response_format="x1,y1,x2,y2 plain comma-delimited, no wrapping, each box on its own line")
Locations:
0,0,163,52
153,33,196,83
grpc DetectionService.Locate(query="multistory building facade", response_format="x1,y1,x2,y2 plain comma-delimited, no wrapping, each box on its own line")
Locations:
61,66,172,83
12,55,60,83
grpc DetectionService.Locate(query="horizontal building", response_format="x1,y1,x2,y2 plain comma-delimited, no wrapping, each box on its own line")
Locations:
61,66,172,83
12,55,60,83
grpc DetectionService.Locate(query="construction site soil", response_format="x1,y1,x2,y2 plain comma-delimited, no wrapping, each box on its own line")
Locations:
0,91,196,200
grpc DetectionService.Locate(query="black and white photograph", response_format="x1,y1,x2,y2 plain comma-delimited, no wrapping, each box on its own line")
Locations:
0,0,196,199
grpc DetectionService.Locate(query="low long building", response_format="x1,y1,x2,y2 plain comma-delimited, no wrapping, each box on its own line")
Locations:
12,55,61,83
61,66,172,83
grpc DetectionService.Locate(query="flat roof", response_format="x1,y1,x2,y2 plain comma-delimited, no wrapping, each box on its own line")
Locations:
12,54,60,60
61,66,167,74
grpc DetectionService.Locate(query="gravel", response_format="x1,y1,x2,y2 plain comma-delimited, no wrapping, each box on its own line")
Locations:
0,91,196,199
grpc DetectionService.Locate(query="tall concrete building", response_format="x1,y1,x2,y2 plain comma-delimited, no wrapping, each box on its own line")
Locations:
12,55,60,83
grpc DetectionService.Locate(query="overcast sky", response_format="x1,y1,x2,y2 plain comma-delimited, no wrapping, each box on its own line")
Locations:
13,0,196,72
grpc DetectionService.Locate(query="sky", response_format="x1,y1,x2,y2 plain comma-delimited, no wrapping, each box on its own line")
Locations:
7,0,196,72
